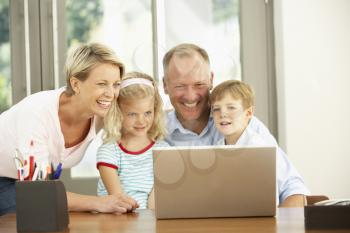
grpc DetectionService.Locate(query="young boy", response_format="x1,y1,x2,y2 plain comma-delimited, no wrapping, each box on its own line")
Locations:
209,80,309,206
210,80,263,146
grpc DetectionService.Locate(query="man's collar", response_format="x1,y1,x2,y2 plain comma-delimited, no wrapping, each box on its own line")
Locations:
166,110,214,136
166,110,179,134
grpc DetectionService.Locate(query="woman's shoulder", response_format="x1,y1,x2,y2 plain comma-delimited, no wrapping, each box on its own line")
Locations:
14,88,65,113
25,88,63,102
1,88,65,129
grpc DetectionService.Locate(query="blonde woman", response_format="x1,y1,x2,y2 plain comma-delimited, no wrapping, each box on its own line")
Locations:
0,43,137,215
97,72,168,210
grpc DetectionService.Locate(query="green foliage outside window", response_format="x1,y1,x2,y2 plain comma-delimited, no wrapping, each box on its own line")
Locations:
66,0,103,46
212,0,239,23
0,0,9,44
0,73,11,113
0,0,10,113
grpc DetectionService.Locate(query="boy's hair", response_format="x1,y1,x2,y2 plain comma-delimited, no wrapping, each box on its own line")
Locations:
163,43,210,77
210,80,255,109
64,43,125,96
103,72,166,143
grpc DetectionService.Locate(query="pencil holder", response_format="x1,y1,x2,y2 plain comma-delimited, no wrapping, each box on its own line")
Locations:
15,180,69,232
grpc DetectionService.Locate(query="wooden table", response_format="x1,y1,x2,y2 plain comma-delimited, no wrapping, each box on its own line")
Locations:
0,208,348,233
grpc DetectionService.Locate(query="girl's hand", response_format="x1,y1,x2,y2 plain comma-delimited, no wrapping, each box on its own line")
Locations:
113,193,139,210
94,195,133,213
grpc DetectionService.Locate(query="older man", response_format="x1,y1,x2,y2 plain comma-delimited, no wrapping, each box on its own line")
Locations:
162,43,309,207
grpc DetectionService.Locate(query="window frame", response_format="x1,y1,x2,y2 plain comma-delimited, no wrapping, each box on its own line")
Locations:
240,0,277,137
10,0,66,104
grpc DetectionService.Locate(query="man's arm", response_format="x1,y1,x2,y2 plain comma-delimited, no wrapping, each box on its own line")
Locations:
276,147,310,206
67,192,137,213
279,194,305,207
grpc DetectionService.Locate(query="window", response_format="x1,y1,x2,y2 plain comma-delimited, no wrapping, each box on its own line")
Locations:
9,0,66,103
157,0,241,85
66,0,153,75
70,0,242,178
0,0,11,113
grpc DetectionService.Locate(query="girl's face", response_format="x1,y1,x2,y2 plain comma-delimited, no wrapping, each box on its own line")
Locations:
73,63,121,117
119,96,155,139
211,94,252,137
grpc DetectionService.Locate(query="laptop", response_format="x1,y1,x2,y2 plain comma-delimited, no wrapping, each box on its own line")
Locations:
152,145,276,219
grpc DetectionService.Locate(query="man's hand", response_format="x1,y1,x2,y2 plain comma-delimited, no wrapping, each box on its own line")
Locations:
279,194,305,207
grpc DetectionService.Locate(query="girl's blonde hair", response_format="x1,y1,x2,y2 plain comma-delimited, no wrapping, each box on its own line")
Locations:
103,72,166,143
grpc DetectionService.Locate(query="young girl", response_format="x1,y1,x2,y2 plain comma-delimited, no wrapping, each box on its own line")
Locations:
96,72,168,209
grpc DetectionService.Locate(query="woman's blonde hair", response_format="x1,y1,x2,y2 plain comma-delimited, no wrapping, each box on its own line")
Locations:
103,72,166,143
64,43,124,96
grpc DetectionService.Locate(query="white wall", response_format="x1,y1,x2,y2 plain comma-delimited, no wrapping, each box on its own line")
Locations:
274,0,350,198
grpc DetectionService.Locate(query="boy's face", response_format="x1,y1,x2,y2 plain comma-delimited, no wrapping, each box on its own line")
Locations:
211,94,253,137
